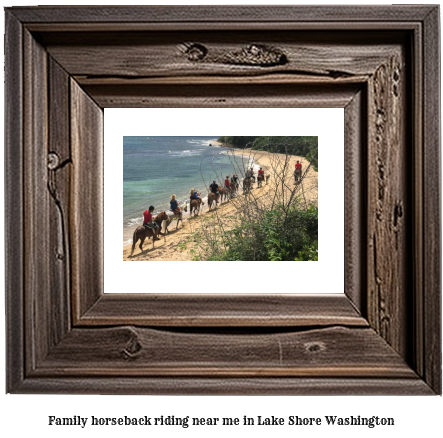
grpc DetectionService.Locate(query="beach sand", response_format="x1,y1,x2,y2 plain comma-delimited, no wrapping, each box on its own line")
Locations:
123,149,318,261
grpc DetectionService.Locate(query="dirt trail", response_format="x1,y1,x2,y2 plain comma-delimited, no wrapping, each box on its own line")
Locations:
123,149,318,261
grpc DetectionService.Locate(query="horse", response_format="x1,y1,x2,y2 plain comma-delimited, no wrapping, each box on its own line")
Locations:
190,199,200,216
219,186,230,203
130,211,169,256
243,177,253,193
166,203,187,230
257,174,264,188
294,169,302,183
230,183,238,197
265,174,270,185
230,180,239,195
208,192,219,210
190,198,203,216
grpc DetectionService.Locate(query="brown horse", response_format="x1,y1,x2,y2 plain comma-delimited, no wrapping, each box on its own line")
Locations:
190,198,202,216
219,186,230,203
230,181,239,195
294,169,302,183
189,191,204,216
130,211,169,256
243,177,253,193
257,174,264,188
208,192,219,210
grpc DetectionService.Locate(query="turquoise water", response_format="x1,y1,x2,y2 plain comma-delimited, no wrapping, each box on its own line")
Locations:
123,136,251,244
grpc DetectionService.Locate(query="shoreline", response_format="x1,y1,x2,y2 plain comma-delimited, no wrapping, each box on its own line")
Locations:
122,147,263,247
123,149,317,260
122,138,237,244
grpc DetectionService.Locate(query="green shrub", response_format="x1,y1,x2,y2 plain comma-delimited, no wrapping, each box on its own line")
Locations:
204,204,318,261
217,136,318,171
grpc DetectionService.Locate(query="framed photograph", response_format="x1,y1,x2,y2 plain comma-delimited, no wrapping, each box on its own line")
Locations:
105,107,343,295
5,5,440,394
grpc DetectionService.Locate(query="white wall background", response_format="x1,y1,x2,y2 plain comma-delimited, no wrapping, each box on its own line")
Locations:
105,108,344,294
1,1,442,438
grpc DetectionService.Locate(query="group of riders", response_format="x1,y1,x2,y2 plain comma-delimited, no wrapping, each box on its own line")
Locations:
141,160,303,238
141,193,183,240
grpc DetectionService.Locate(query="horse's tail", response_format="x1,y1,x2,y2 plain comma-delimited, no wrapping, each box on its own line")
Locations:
130,229,138,256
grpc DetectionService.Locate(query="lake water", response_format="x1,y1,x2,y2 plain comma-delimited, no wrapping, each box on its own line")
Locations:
123,136,252,245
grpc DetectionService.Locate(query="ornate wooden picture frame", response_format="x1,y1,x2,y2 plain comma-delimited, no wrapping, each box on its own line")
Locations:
5,5,441,394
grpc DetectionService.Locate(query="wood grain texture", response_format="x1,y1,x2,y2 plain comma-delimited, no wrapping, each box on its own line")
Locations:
23,30,50,372
8,5,436,23
25,23,425,34
12,376,434,395
37,326,415,378
4,5,441,394
70,80,104,320
48,58,72,346
366,51,409,358
4,10,24,393
41,31,403,79
344,90,366,314
82,83,361,109
80,294,367,327
76,73,369,85
411,19,425,383
422,6,441,394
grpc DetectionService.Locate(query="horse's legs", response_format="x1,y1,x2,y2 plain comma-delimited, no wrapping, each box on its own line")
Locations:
139,236,145,251
176,214,182,229
131,231,139,256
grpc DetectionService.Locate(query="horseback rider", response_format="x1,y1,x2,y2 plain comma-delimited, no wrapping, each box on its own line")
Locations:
246,168,255,188
170,194,182,220
209,180,220,202
230,174,239,192
224,175,230,189
249,167,255,182
143,205,160,240
190,188,202,204
257,167,264,186
295,160,302,181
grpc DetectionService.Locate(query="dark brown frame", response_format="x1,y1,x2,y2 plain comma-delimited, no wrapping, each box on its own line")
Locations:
5,6,441,394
